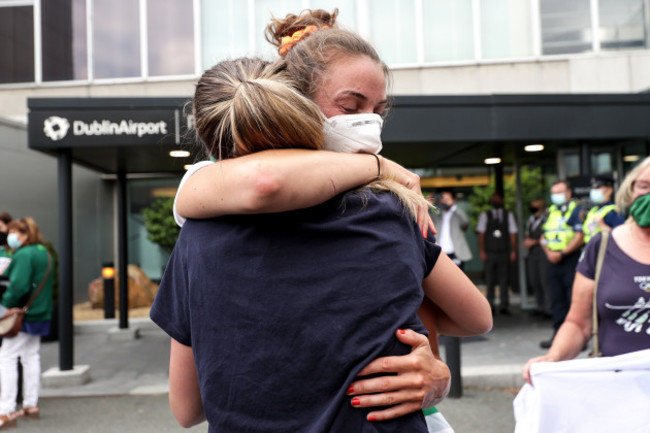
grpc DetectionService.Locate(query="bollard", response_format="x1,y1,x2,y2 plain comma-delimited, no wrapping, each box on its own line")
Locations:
444,336,462,398
102,262,115,319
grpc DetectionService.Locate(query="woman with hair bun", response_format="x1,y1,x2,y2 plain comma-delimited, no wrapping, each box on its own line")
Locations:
173,9,458,423
0,217,53,428
152,54,491,432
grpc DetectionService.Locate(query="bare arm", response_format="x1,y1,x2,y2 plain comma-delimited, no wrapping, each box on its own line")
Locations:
423,253,493,336
522,272,594,384
176,149,435,234
169,339,205,428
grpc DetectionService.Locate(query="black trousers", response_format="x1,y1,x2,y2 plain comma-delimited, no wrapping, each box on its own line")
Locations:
547,251,580,331
485,252,510,310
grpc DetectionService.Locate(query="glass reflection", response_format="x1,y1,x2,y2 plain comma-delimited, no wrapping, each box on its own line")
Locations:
147,0,194,76
93,0,140,79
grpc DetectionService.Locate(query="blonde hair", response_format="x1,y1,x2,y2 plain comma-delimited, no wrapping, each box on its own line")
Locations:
616,155,650,213
193,55,429,222
7,217,43,246
193,58,324,159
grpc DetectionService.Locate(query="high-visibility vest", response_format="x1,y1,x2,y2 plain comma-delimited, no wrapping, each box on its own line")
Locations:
543,201,577,251
583,203,617,243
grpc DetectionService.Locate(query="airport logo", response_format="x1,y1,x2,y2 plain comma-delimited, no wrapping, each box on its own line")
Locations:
43,116,168,141
43,116,71,141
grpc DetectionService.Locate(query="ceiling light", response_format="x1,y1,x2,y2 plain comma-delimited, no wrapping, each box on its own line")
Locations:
524,144,544,152
169,150,190,158
623,154,640,162
484,157,501,165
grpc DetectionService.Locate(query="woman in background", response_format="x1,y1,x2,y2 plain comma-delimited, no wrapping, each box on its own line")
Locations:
523,155,650,383
0,217,53,428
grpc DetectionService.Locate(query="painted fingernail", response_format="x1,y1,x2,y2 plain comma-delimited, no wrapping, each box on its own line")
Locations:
351,398,361,406
368,415,376,422
398,329,406,334
347,385,354,394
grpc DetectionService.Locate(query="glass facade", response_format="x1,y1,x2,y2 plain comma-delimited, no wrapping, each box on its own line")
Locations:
423,0,475,62
541,0,592,55
369,0,418,64
480,0,534,59
1,0,650,86
93,0,141,79
147,0,194,76
0,5,34,84
42,0,87,81
599,0,648,50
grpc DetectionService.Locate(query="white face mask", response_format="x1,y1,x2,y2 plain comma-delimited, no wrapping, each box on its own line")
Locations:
6,233,22,250
590,188,605,204
551,193,567,206
322,113,383,154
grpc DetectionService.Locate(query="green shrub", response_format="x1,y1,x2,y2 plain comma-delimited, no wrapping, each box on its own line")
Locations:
142,196,180,253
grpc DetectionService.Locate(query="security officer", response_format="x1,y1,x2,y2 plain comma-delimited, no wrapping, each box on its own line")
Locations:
582,174,625,244
540,180,584,348
477,193,518,315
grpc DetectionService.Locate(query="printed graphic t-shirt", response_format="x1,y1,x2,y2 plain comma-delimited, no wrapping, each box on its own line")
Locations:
151,190,440,433
577,232,650,356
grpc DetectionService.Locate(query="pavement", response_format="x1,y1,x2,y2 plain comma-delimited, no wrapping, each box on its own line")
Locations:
33,299,585,432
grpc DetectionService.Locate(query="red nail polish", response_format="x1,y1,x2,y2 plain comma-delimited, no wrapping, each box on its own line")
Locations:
347,385,354,394
368,415,376,422
398,329,406,334
351,398,361,406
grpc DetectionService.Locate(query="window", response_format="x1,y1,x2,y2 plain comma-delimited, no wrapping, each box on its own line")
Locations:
480,0,534,59
0,5,34,84
147,0,194,76
201,0,251,70
42,0,87,81
540,0,592,55
368,0,417,64
93,0,141,79
422,0,474,62
599,0,648,50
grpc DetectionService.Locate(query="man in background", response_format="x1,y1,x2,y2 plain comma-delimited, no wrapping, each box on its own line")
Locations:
540,180,584,348
433,189,472,270
477,193,518,316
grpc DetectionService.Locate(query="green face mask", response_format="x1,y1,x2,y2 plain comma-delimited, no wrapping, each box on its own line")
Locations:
630,193,650,228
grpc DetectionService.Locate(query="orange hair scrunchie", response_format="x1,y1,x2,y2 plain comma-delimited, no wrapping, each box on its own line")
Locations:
279,25,330,55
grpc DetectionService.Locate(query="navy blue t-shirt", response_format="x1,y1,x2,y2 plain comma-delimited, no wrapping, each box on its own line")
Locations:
151,190,440,432
577,232,650,356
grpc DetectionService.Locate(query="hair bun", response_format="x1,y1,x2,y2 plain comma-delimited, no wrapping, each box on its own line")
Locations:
265,8,338,51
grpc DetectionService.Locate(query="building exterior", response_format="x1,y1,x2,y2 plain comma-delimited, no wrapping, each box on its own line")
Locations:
1,0,650,304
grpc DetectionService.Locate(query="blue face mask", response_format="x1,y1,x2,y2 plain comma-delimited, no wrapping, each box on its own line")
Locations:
6,233,22,250
551,193,567,206
590,188,605,204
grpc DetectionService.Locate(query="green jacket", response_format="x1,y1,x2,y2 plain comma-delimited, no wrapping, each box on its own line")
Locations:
3,243,53,322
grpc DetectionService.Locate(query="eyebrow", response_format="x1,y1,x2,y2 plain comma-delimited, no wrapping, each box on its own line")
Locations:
338,90,388,106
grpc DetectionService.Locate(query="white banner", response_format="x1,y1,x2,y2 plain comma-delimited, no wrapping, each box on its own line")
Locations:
513,349,650,433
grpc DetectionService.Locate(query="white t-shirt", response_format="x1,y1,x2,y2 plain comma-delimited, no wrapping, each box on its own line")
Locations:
173,160,214,227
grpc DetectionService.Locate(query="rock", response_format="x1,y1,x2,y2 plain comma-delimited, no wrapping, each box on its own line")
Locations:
87,265,159,309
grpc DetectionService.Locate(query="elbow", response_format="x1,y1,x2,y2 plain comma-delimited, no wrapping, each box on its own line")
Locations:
175,414,205,429
172,407,205,429
478,316,494,335
473,301,494,335
240,163,283,213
